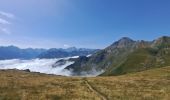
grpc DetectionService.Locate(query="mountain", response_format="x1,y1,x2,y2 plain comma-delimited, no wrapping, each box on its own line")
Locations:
0,46,98,60
0,46,46,60
38,47,99,59
66,36,170,76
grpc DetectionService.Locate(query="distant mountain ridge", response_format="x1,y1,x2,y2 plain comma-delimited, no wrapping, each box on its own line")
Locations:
38,47,99,59
66,36,170,76
0,46,46,60
0,46,98,60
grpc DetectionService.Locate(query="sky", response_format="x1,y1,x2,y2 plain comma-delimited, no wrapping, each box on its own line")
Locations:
0,0,170,49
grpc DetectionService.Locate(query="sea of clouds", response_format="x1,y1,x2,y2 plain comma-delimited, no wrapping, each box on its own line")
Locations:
0,57,77,76
0,56,103,77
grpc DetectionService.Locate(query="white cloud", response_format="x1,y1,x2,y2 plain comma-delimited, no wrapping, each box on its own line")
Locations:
64,44,70,48
0,56,101,77
0,11,14,34
0,18,10,24
0,11,15,19
0,58,75,76
0,28,11,34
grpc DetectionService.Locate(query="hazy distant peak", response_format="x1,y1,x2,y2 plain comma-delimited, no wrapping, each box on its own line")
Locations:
66,47,77,52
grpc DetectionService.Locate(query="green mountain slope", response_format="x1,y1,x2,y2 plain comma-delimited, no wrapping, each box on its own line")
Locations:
66,36,170,76
104,47,170,76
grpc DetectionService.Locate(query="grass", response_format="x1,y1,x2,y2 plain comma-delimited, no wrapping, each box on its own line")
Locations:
88,66,170,100
0,70,100,100
0,66,170,100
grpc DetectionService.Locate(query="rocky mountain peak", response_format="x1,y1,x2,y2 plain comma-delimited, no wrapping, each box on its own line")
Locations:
155,36,170,43
119,37,134,42
152,36,170,47
110,37,135,48
135,40,151,48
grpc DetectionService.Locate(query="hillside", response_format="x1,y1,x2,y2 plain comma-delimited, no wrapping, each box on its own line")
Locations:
66,36,170,76
0,66,169,100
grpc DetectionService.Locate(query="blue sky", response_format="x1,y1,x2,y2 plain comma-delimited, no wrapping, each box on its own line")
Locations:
0,0,170,49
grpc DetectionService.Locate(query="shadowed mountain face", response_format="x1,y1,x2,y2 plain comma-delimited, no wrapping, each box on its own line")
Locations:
66,36,170,76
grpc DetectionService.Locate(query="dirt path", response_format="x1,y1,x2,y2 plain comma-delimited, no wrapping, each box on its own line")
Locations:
83,78,108,100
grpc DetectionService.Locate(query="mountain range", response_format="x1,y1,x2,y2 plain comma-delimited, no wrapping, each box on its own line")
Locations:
0,46,98,60
66,36,170,76
0,46,46,60
38,47,99,59
1,36,170,77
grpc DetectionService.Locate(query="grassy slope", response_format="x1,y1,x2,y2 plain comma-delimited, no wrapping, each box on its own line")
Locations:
102,47,170,76
106,48,154,75
88,66,170,100
0,70,101,100
0,66,170,100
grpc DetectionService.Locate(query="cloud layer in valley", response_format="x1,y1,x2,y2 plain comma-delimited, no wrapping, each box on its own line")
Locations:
0,56,103,77
0,58,74,76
